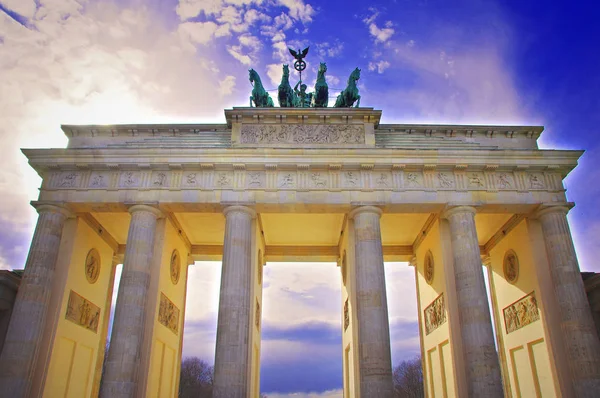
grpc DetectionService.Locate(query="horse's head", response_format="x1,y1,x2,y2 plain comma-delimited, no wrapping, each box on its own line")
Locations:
282,64,289,76
319,62,327,74
248,68,257,83
350,67,361,81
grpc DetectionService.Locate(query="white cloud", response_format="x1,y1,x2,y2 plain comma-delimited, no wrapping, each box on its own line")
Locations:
219,75,236,95
316,41,344,58
277,0,315,23
176,0,225,20
178,21,220,45
267,63,283,86
227,45,252,65
368,60,391,74
272,40,290,62
244,8,271,25
239,34,262,51
368,21,395,43
274,12,294,30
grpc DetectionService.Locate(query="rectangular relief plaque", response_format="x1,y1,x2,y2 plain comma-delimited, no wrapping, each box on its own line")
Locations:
240,124,365,145
503,291,540,334
158,292,180,334
65,290,101,333
424,293,446,335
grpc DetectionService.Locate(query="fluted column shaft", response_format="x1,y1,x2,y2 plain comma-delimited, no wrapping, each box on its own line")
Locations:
100,205,163,398
0,204,71,397
213,206,255,398
350,206,394,398
443,206,503,397
537,206,600,396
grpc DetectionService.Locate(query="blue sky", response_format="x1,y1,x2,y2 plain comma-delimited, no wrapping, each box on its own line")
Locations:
1,0,599,396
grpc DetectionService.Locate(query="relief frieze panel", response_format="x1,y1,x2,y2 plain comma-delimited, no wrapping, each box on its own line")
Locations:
240,124,365,145
44,167,565,195
158,292,180,334
65,290,101,333
424,293,446,335
503,291,540,334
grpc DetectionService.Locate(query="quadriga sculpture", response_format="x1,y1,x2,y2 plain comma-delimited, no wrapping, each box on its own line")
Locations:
249,69,274,107
312,62,329,107
334,67,361,108
277,64,295,107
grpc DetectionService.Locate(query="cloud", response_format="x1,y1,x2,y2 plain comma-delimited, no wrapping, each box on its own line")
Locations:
277,0,315,23
227,45,252,65
176,0,226,20
369,60,391,74
219,75,236,95
363,8,395,43
178,21,220,45
267,63,283,86
0,0,37,19
316,41,344,58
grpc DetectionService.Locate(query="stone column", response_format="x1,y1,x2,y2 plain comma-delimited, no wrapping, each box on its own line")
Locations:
442,206,503,397
213,205,255,398
0,203,72,398
536,205,600,396
100,205,163,398
349,206,394,398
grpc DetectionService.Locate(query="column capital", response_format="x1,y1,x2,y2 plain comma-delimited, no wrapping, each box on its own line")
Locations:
30,201,74,218
408,255,418,268
223,205,256,219
349,205,383,219
481,255,492,267
127,204,164,218
533,203,574,219
441,205,478,219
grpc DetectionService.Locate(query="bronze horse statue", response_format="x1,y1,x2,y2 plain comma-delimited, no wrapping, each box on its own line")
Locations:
277,64,295,107
334,67,361,108
312,62,329,107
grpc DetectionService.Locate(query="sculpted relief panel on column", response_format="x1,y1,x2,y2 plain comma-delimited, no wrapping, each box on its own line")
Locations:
424,293,446,335
65,290,101,333
46,167,563,194
503,291,540,334
158,292,180,334
240,124,365,145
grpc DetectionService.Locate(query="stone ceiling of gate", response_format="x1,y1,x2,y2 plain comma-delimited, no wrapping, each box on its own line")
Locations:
92,210,514,248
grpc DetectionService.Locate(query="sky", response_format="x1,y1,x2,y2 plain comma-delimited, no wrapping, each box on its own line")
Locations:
1,0,600,396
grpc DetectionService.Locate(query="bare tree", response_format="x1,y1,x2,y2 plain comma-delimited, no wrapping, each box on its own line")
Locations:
179,357,214,398
393,356,424,398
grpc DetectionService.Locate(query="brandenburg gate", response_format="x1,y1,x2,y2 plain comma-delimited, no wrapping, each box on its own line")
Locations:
0,107,599,397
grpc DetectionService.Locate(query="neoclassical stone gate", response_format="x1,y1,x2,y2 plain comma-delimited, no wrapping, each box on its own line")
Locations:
0,107,599,398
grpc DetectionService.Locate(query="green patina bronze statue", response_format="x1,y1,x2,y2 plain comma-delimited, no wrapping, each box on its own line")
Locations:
249,46,361,108
312,62,329,107
278,64,295,107
249,68,274,107
334,67,361,108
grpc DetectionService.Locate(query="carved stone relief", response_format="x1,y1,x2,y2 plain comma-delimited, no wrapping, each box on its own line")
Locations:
344,298,350,331
467,172,485,188
503,250,519,284
437,172,455,188
57,172,80,188
342,171,360,188
405,172,422,188
503,291,539,334
424,250,434,285
375,172,392,189
170,249,181,285
529,173,545,189
85,248,100,284
152,171,169,187
278,172,296,188
215,172,233,188
240,124,365,145
424,293,446,335
496,173,514,189
255,299,261,330
310,172,328,188
119,171,140,188
89,173,108,188
158,292,180,334
247,171,265,188
65,290,100,333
